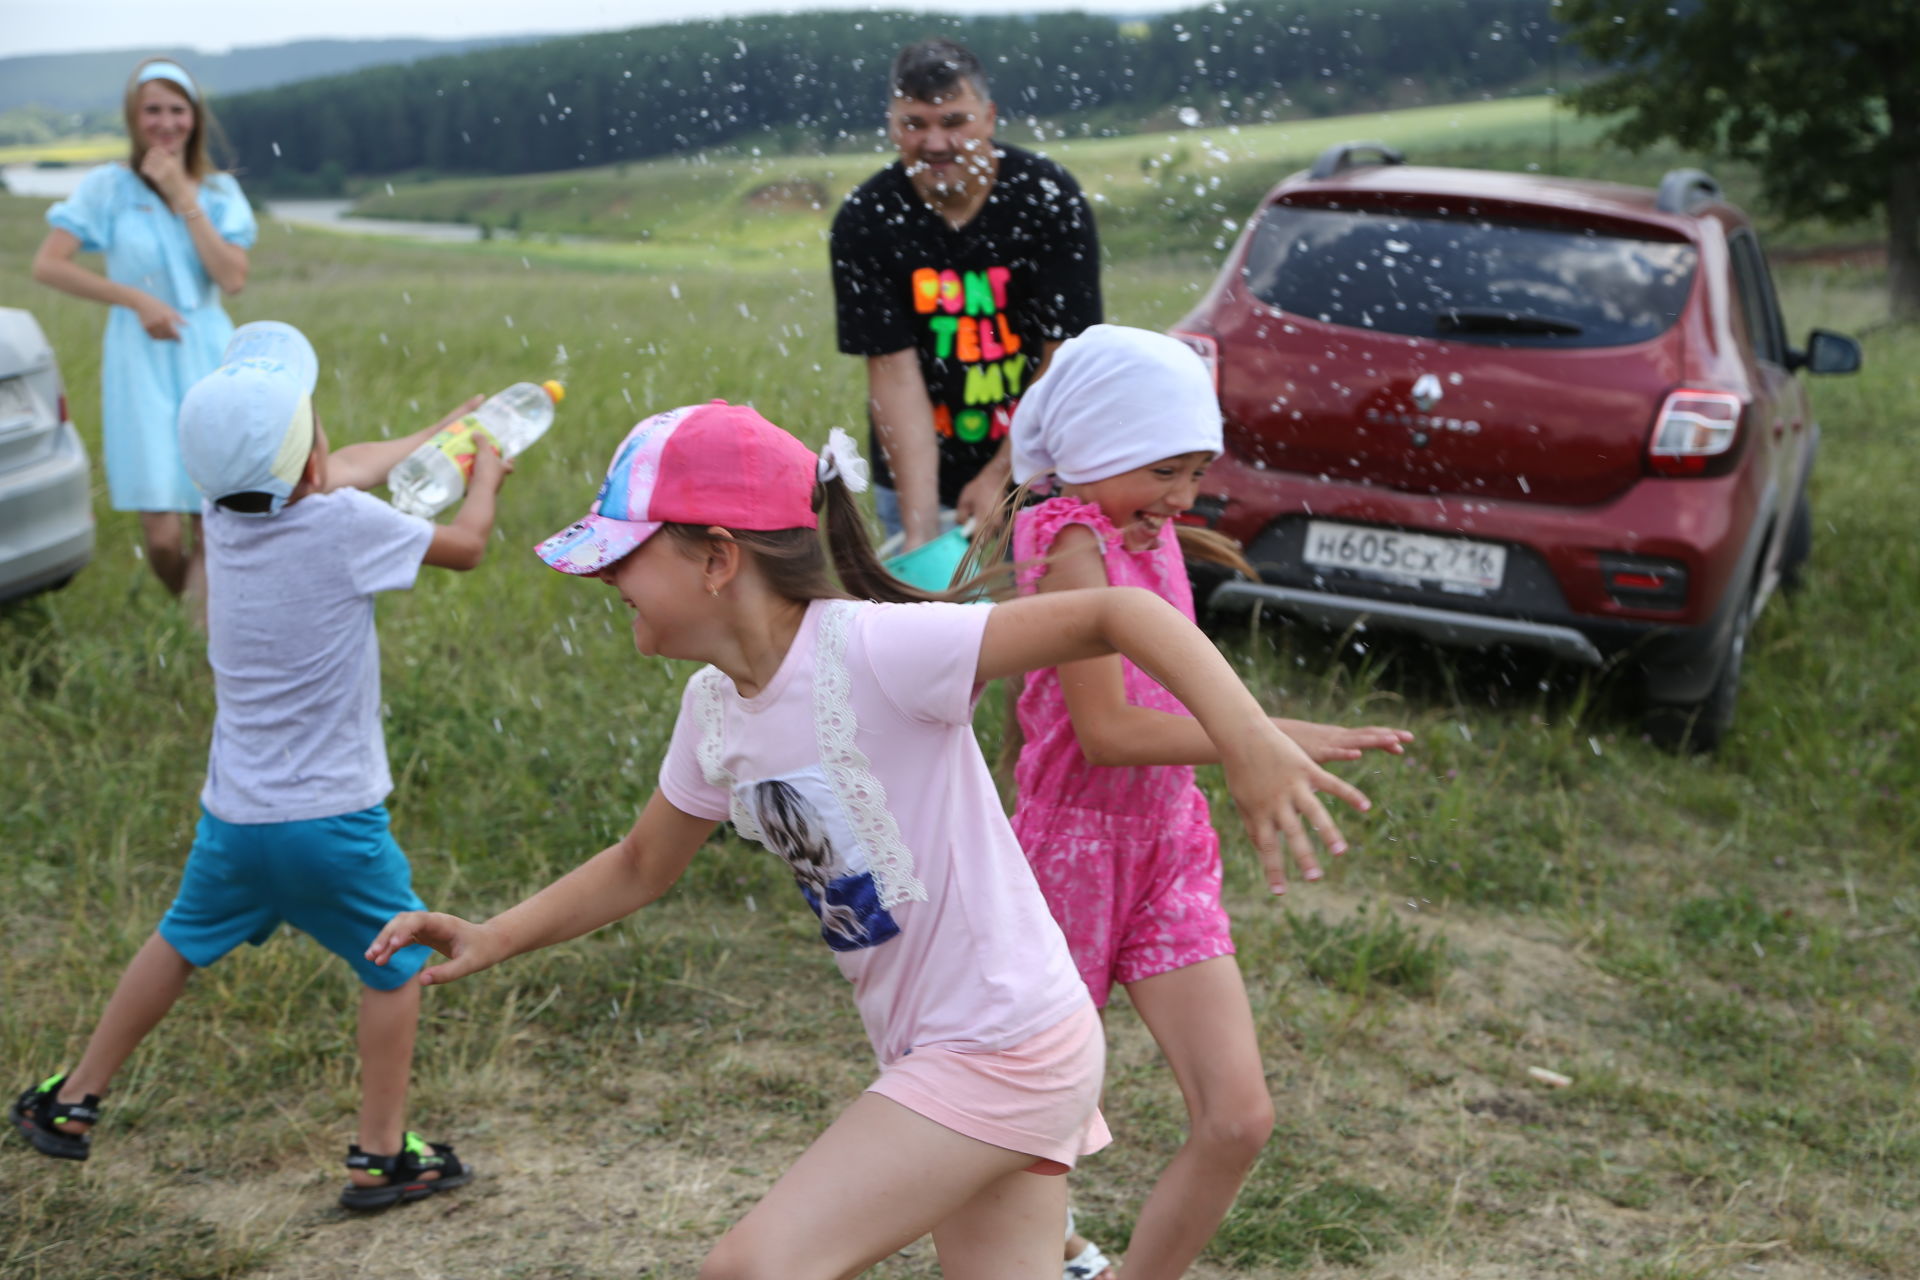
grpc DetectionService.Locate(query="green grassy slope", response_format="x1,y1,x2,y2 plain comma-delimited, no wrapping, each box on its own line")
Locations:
1,140,1914,1278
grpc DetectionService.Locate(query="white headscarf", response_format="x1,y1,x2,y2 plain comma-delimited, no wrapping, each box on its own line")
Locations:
1010,324,1223,486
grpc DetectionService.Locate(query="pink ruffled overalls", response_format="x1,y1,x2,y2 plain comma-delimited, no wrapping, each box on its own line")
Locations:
1011,497,1235,1007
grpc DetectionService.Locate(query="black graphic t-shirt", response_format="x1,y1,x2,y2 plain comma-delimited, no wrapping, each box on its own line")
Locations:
831,144,1103,506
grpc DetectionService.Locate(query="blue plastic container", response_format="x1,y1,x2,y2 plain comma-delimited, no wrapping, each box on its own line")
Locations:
884,526,974,592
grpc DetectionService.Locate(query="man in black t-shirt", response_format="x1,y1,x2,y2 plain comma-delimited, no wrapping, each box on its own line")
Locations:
831,38,1102,549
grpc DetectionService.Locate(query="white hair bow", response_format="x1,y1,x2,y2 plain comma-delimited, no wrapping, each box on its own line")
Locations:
817,427,871,493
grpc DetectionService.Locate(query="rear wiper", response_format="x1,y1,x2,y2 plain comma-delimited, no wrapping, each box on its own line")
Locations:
1434,308,1584,337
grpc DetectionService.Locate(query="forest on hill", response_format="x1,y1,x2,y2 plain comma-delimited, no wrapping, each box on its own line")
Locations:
220,0,1568,191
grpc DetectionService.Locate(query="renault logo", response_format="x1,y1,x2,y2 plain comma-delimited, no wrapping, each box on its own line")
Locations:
1411,373,1443,412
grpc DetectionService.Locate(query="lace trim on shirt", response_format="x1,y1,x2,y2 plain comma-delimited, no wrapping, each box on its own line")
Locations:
690,665,764,842
816,601,927,909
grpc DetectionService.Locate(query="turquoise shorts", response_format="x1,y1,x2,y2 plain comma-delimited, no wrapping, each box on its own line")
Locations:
157,805,431,990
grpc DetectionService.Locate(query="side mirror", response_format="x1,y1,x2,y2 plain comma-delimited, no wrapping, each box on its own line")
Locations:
1797,329,1863,375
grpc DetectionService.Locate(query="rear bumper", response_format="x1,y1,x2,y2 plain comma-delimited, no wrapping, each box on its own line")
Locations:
0,422,94,604
1202,449,1768,700
1210,580,1606,664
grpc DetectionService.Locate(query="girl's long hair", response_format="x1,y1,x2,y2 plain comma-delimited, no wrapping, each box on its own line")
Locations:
660,472,1013,605
124,58,231,191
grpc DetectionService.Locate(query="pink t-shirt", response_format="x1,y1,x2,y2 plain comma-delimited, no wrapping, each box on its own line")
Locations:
658,598,1090,1064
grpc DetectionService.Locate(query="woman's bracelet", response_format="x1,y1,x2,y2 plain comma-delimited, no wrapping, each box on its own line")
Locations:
181,205,205,221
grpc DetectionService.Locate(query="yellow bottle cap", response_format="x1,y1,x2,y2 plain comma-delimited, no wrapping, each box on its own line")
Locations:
542,380,566,404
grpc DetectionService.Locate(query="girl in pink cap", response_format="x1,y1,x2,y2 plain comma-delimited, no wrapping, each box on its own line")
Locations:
368,399,1375,1279
1000,326,1411,1280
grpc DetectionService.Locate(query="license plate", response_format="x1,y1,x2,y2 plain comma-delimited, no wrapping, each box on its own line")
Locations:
1303,521,1506,594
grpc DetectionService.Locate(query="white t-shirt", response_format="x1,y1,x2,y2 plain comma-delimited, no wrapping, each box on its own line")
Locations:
659,598,1090,1064
200,489,434,824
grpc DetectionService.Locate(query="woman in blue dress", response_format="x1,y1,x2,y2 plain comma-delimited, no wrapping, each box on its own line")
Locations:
32,58,256,608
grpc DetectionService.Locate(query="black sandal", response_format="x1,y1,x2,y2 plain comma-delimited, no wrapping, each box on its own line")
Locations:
338,1131,473,1210
10,1073,101,1161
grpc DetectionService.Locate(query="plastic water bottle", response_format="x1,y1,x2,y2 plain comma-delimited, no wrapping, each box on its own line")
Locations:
388,380,564,517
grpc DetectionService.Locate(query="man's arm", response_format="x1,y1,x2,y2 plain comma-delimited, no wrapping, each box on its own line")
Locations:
866,349,944,550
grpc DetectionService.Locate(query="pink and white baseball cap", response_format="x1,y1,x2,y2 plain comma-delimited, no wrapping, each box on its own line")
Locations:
535,401,823,575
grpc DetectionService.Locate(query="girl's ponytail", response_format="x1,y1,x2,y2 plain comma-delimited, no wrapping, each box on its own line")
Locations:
819,477,944,604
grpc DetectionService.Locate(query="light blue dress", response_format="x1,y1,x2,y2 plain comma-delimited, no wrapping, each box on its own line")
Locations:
46,164,257,512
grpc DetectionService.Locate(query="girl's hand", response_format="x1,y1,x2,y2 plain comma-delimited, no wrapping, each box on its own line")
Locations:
1273,718,1414,763
1224,724,1372,895
139,146,194,210
367,911,505,986
131,293,185,341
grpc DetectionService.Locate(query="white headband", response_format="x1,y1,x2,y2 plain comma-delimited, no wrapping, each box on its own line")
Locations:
136,61,199,103
1010,324,1223,486
817,427,870,493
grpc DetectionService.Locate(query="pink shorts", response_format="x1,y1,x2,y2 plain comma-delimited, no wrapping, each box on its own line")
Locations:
867,1003,1111,1175
1016,792,1235,1007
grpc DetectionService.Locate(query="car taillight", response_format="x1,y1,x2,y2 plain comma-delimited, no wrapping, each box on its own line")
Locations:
1176,495,1227,528
1647,389,1743,476
1168,330,1219,392
1598,552,1688,610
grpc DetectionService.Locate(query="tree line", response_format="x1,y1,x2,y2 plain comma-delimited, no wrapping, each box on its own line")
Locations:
218,0,1565,188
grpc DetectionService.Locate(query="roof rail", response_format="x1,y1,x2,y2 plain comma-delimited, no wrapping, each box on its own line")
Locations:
1656,168,1722,214
1308,141,1406,181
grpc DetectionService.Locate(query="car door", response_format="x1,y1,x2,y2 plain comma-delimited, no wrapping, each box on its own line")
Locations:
1727,230,1802,596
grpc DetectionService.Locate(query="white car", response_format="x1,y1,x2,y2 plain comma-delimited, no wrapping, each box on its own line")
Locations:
0,308,93,604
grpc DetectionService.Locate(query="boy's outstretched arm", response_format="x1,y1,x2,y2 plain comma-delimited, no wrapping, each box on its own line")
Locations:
326,396,485,493
326,393,483,495
979,586,1368,893
367,792,717,986
422,440,511,570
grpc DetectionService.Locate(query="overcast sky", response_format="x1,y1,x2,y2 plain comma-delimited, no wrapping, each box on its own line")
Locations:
4,1,1160,59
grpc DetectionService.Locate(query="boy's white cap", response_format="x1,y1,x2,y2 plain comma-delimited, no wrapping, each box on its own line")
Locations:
221,320,319,394
178,352,316,518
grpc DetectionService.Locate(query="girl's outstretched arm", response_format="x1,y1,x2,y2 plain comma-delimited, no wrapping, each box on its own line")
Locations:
980,585,1367,892
1034,524,1410,767
366,791,717,985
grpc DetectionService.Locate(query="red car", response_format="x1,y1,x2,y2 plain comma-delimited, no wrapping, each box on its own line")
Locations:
1173,142,1861,750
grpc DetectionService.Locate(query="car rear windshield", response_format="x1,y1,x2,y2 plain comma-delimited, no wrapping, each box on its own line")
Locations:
1242,204,1698,347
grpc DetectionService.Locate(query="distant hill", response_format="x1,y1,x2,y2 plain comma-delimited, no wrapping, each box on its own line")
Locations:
0,37,554,117
219,0,1567,192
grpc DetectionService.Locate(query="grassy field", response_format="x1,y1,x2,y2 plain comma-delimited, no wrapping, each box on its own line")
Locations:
348,95,1878,265
0,137,125,167
1,116,1916,1280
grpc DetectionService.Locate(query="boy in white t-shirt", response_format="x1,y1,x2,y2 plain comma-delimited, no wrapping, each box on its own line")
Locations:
9,323,504,1211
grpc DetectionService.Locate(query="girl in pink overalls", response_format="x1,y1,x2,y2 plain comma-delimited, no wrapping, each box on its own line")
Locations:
1005,327,1413,1280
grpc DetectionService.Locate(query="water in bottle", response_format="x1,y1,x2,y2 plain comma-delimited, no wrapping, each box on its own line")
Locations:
388,380,564,517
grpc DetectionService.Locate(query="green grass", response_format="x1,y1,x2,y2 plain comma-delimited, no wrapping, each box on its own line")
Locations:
3,109,1918,1278
348,95,1882,268
0,136,124,166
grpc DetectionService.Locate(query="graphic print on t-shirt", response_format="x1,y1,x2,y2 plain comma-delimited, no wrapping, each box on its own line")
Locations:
741,769,901,953
911,264,1030,445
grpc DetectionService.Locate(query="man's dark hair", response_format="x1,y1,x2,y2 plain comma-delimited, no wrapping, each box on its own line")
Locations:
891,38,990,105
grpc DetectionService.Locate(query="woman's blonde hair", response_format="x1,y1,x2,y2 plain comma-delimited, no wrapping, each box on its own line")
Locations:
124,58,228,187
